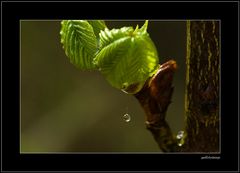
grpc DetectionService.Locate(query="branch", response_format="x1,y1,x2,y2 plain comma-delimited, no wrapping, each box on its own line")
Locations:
133,21,219,152
183,21,219,152
134,60,182,152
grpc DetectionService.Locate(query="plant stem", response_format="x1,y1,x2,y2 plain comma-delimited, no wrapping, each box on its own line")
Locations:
134,60,181,152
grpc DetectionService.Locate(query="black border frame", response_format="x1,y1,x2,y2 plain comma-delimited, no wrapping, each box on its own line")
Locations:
1,1,239,172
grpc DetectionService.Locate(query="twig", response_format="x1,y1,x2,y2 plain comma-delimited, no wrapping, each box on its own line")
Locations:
134,60,182,152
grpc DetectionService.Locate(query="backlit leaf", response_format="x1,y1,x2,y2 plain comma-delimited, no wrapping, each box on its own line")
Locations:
94,21,159,93
60,20,99,70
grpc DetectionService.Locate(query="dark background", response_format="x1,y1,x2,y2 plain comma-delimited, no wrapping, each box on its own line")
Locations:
20,20,186,152
3,1,238,172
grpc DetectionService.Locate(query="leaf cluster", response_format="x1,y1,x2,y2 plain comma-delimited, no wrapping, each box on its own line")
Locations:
60,20,159,93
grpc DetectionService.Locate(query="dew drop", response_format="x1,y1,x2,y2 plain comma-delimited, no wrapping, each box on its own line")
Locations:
121,89,130,94
123,113,131,122
176,131,184,139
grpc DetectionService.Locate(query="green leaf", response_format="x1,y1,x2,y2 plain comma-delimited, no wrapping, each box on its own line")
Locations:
94,20,159,93
87,20,107,39
60,20,98,70
98,26,134,50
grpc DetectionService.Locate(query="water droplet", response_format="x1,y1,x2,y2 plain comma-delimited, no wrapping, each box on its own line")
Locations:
178,143,183,147
121,89,130,94
123,113,131,122
176,131,184,139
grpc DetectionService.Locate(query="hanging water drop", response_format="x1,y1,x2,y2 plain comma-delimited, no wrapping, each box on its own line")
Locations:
176,131,184,139
123,113,131,122
178,143,183,147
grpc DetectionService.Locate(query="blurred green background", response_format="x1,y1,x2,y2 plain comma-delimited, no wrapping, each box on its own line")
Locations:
20,20,186,153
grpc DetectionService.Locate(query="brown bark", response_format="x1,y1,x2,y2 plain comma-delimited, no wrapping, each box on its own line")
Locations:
183,21,220,152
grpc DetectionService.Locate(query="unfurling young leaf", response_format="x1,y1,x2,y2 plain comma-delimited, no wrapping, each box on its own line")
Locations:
60,20,107,70
94,21,159,93
87,20,107,40
60,20,159,94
